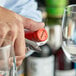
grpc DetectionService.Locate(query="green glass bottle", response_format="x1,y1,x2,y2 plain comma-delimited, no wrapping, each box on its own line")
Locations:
45,0,68,18
45,0,67,7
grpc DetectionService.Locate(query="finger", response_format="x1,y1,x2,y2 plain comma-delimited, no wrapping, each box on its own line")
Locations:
9,56,25,67
9,59,23,67
22,17,45,31
9,57,13,67
15,56,25,66
0,22,9,46
14,24,25,65
3,23,18,46
16,60,23,66
14,23,25,57
15,56,25,61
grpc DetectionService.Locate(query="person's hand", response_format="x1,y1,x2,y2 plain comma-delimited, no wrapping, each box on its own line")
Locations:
0,6,44,66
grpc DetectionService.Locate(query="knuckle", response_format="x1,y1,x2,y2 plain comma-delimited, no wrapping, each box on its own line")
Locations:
17,26,23,34
8,25,18,41
25,18,31,25
27,18,32,25
25,18,34,30
15,14,23,22
10,25,18,35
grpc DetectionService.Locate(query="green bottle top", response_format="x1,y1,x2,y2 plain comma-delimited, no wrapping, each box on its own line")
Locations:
45,0,68,18
45,0,68,7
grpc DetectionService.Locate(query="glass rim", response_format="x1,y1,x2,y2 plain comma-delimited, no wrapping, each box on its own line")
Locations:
0,38,12,49
68,4,76,8
65,4,76,13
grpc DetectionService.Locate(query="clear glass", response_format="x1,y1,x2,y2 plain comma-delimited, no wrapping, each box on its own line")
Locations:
62,4,76,62
0,38,16,76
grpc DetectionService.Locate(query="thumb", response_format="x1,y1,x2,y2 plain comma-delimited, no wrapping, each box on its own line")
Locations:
22,17,45,31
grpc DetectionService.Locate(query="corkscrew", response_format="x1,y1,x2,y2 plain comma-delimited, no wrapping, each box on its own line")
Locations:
24,28,48,57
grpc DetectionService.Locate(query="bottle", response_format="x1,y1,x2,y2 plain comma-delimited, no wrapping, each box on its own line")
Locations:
45,0,68,18
40,43,52,57
46,18,62,52
26,43,55,76
55,47,74,76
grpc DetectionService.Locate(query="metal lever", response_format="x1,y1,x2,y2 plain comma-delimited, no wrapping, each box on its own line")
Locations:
25,39,42,57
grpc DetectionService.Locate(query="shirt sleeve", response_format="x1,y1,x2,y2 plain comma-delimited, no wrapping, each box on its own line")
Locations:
4,0,42,22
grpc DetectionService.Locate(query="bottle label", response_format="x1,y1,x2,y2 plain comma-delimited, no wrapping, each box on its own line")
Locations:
27,55,55,76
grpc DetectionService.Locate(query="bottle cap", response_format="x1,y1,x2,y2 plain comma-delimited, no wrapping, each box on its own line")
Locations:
25,28,48,42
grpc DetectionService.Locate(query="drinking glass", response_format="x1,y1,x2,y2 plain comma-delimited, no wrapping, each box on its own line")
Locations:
0,38,16,76
62,4,76,62
62,4,76,76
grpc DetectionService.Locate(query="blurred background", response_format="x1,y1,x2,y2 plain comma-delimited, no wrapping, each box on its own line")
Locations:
17,0,76,76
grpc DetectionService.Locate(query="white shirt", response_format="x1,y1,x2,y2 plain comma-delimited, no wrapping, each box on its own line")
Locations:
0,0,42,22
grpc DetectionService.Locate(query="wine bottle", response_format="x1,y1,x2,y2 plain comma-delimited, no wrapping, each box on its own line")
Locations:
55,47,74,76
26,43,55,76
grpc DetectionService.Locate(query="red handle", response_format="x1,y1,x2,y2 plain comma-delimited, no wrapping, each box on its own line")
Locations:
25,28,48,42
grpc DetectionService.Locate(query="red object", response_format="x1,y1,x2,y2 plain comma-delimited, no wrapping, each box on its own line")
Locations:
25,28,48,42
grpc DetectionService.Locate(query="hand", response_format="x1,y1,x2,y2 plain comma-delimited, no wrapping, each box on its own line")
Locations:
0,6,44,66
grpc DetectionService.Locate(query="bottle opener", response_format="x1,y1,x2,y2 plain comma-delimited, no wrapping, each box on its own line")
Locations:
25,28,48,57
